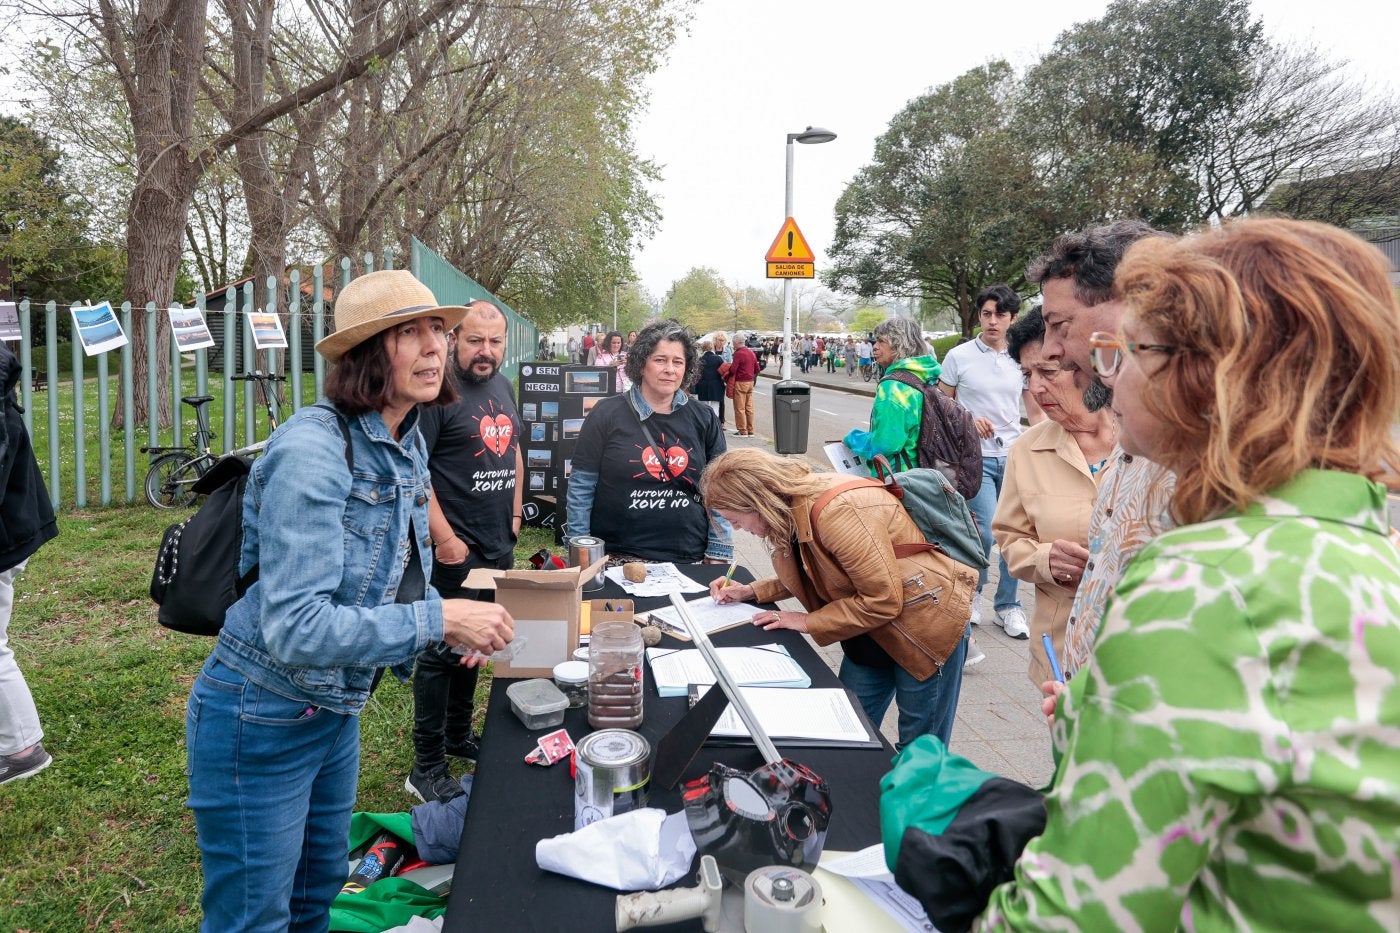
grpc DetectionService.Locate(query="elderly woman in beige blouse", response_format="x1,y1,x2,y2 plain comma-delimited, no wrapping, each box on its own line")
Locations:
992,309,1117,686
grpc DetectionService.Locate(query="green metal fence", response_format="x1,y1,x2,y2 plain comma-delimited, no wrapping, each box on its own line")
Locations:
9,243,538,512
410,237,537,381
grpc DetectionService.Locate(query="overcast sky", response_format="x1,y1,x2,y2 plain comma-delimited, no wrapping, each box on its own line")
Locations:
630,0,1400,305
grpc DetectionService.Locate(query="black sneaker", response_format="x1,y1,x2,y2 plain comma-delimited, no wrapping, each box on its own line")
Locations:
0,743,52,786
444,732,481,762
405,763,464,804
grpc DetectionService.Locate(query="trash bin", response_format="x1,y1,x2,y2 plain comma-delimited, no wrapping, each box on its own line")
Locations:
772,380,811,455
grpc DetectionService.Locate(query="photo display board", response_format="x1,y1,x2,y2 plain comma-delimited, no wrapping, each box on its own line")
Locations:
516,363,618,542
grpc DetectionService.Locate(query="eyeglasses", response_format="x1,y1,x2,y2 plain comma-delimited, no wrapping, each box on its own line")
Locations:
1088,332,1179,378
1020,365,1065,389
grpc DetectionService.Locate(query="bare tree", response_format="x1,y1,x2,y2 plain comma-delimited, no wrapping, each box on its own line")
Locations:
1197,42,1400,219
10,0,472,423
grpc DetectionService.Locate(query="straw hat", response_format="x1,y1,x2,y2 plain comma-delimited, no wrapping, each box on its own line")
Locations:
315,270,468,362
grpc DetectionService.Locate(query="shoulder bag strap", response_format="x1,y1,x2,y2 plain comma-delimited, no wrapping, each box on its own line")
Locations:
808,475,936,561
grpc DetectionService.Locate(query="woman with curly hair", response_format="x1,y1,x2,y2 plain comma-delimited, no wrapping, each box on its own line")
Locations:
567,319,732,564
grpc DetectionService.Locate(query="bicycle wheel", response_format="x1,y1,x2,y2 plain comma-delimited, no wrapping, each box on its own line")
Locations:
862,364,874,383
145,454,201,509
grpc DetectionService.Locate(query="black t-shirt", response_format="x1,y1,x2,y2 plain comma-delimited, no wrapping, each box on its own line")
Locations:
418,371,520,560
572,394,725,562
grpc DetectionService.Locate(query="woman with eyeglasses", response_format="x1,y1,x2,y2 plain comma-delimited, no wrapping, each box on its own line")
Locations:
990,309,1117,688
967,218,1400,930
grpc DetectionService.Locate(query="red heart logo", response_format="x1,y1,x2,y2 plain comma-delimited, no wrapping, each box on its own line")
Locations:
479,414,513,456
643,445,689,480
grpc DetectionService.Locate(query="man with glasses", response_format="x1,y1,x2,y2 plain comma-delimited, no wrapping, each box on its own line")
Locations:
1029,220,1176,677
939,285,1043,640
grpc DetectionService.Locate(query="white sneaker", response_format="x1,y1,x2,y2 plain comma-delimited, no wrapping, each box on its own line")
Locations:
969,599,982,626
963,639,986,668
997,607,1030,639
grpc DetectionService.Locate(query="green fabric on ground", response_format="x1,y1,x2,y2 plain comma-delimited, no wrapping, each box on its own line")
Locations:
329,811,438,933
348,812,415,852
329,876,446,932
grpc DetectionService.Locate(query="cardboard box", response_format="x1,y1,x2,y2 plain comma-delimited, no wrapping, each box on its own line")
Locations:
465,558,607,679
581,598,634,640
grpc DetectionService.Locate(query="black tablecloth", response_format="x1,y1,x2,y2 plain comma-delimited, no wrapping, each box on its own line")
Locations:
443,565,896,932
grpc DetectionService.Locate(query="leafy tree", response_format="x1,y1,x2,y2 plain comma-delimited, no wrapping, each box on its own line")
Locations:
848,307,886,336
0,116,125,304
663,267,729,333
1019,0,1399,222
825,62,1052,337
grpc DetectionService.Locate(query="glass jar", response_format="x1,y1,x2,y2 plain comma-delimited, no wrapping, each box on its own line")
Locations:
588,622,644,729
552,660,589,709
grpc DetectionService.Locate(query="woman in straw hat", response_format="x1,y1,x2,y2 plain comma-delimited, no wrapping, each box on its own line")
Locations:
184,270,514,932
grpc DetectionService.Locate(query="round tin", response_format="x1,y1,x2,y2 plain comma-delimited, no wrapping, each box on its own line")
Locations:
568,535,607,592
574,728,651,829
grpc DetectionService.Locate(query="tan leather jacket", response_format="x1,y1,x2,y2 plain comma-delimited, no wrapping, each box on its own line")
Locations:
749,478,975,679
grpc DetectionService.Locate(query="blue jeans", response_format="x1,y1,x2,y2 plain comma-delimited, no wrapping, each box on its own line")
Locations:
186,657,360,933
968,456,1020,612
838,627,969,751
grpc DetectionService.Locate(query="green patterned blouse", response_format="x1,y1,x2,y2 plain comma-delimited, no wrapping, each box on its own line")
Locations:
979,470,1400,931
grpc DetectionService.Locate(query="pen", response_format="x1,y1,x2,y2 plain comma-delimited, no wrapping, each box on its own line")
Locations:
1042,633,1065,683
721,560,737,587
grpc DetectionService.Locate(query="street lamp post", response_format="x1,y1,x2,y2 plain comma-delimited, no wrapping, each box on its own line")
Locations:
612,281,636,333
781,126,836,380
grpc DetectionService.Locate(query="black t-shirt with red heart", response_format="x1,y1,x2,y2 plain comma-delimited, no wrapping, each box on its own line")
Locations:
418,370,520,560
572,393,725,563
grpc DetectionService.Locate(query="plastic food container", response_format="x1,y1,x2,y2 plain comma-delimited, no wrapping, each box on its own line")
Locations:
506,679,568,730
553,661,589,708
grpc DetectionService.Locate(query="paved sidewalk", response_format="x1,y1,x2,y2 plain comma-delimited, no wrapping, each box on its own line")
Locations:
722,427,1055,789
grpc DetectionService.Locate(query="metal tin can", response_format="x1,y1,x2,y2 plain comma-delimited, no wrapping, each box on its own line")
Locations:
568,535,607,592
574,729,650,829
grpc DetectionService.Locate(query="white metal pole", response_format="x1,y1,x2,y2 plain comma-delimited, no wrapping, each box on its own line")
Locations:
612,284,618,333
781,137,795,381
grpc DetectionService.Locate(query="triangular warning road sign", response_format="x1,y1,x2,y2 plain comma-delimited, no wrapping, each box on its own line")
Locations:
764,217,816,263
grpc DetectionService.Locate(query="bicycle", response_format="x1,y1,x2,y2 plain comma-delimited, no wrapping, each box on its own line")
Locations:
142,371,286,509
860,360,877,382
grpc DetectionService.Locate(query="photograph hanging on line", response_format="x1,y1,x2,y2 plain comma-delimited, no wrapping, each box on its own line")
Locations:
71,302,129,356
168,307,216,352
248,311,288,350
0,302,19,342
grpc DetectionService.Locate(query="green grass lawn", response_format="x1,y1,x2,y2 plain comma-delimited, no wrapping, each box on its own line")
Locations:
0,505,557,931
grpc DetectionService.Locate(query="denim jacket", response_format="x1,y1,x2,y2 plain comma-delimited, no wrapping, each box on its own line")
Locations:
213,402,444,715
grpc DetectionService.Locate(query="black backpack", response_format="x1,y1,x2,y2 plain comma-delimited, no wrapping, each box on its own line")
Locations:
880,369,983,501
150,407,352,635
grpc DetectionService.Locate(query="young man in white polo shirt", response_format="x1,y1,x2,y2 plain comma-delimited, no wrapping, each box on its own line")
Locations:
940,284,1042,641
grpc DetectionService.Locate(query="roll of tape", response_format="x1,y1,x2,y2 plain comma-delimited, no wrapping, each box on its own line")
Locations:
743,865,823,933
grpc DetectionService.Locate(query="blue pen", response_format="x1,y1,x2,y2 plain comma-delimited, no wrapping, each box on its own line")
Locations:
1042,633,1065,683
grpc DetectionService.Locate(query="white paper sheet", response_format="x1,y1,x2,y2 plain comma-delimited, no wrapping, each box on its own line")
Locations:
702,686,872,743
645,644,809,695
644,595,760,639
820,845,939,931
602,562,709,597
825,440,869,476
